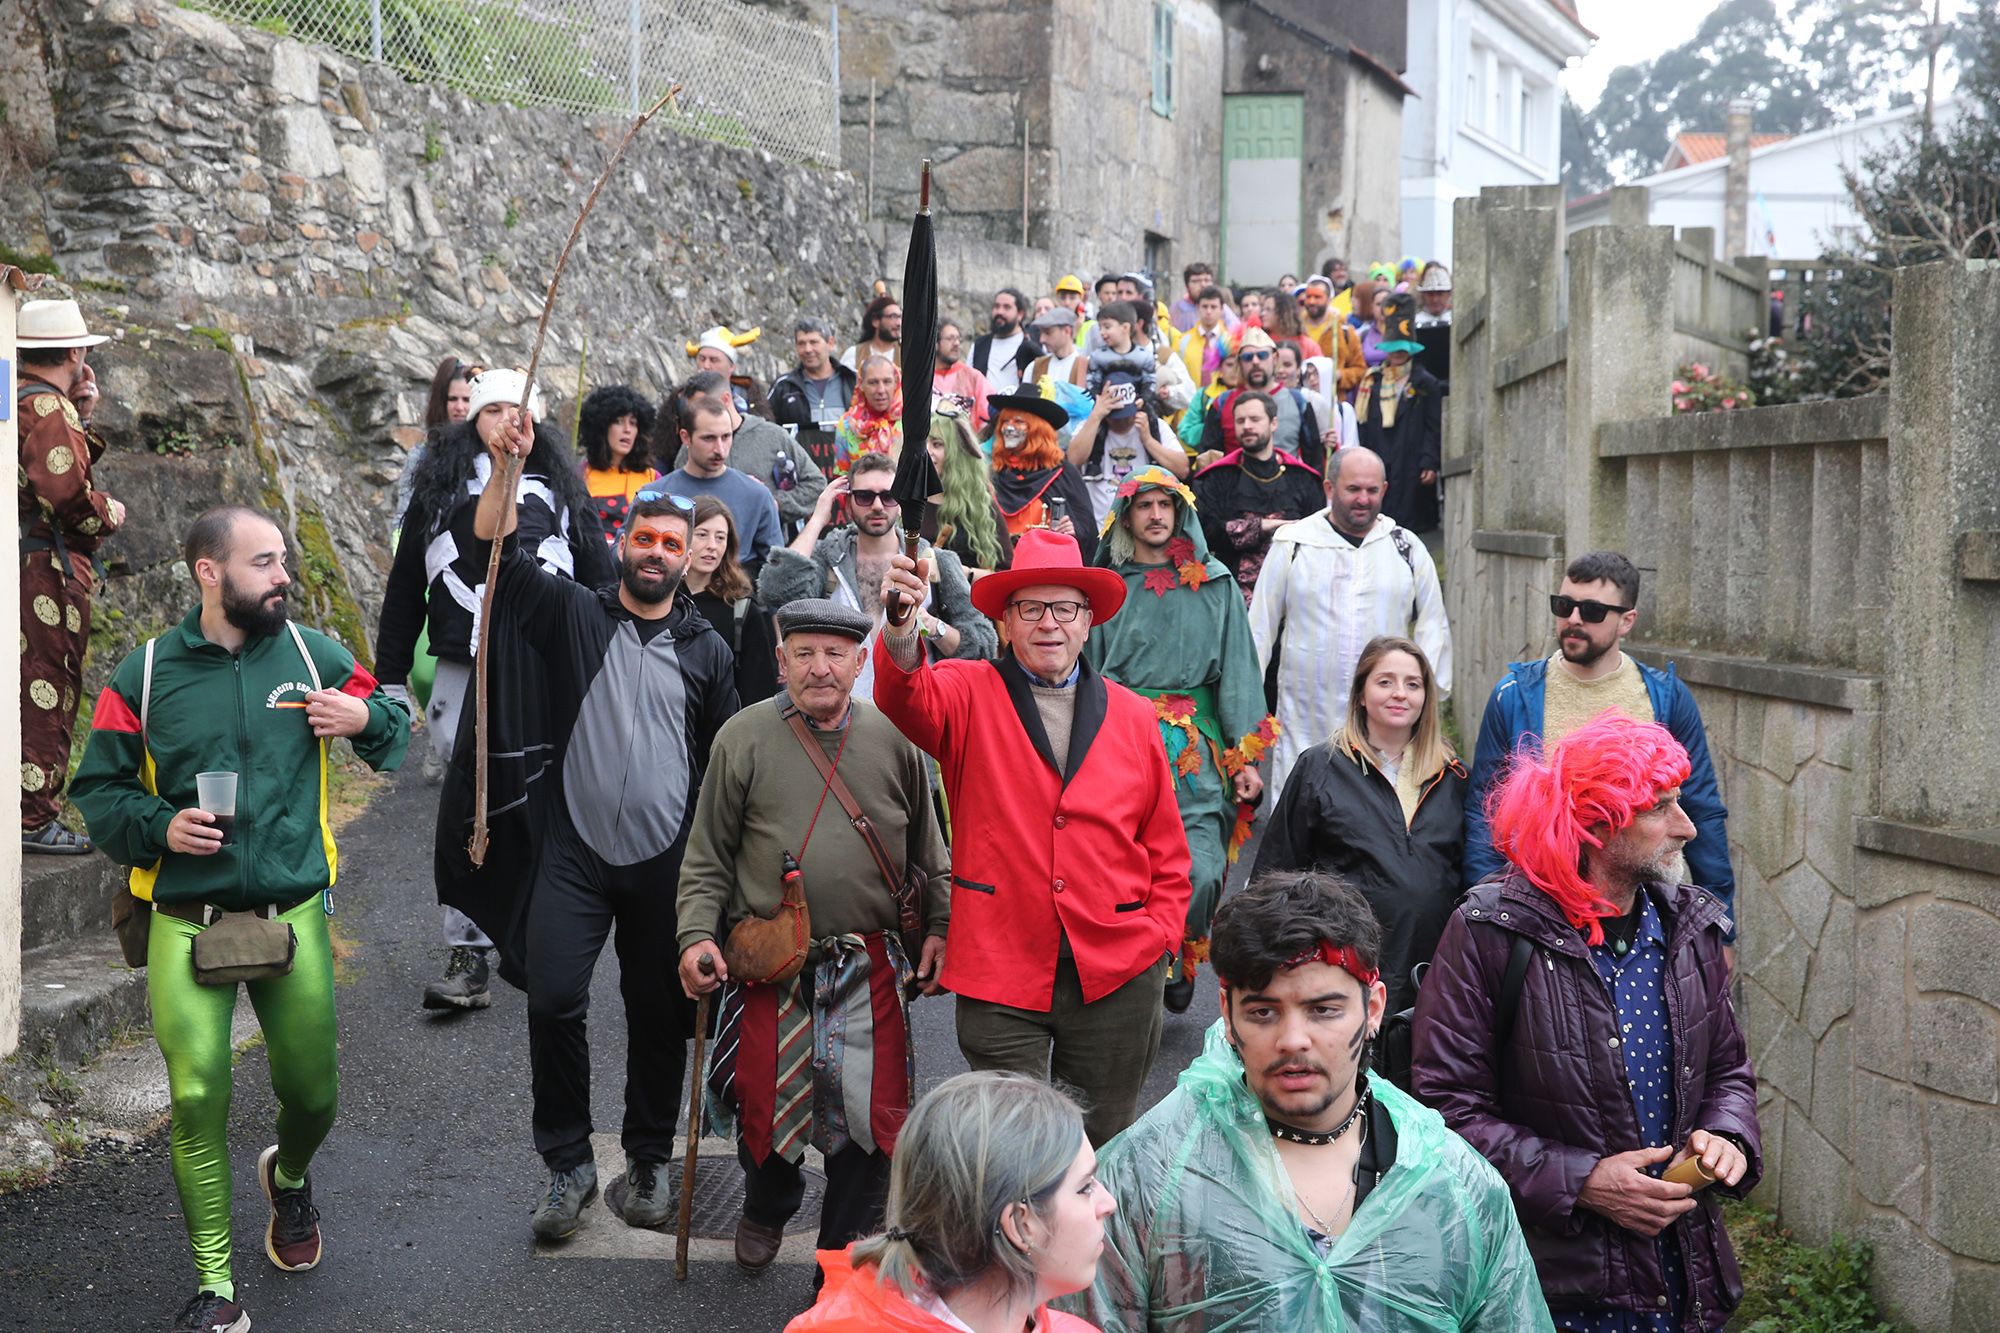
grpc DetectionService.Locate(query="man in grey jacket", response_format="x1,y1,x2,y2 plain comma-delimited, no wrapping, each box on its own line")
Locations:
757,451,995,700
668,370,826,537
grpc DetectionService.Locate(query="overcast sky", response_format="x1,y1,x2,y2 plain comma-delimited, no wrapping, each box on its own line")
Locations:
1563,0,1972,108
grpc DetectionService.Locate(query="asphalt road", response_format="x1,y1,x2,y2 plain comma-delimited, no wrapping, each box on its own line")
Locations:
0,764,1231,1332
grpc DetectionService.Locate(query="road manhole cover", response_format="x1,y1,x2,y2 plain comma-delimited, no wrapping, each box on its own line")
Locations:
605,1154,825,1240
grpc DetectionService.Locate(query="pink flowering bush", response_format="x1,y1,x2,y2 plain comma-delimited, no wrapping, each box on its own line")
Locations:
1670,360,1756,415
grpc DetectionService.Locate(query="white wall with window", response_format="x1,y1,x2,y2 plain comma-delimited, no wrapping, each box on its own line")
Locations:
1401,0,1589,267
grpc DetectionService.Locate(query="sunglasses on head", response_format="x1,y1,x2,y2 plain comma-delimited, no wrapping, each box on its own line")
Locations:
847,488,898,508
633,488,696,511
1549,594,1633,623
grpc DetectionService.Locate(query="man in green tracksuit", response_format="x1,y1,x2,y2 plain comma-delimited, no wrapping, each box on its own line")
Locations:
73,506,409,1333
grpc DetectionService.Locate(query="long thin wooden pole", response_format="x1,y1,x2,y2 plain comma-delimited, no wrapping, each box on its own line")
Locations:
469,83,682,866
675,956,716,1280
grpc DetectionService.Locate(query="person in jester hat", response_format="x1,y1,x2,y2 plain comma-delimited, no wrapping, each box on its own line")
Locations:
1083,467,1278,1015
985,393,1099,564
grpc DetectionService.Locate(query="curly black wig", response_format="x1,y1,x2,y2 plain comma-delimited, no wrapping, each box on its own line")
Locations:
578,383,657,473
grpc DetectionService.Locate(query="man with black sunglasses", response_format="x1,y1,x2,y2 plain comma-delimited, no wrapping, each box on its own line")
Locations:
461,432,740,1243
759,451,995,702
1463,550,1736,956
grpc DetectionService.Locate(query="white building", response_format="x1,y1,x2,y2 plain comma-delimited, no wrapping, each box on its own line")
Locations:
1563,99,1960,259
1400,0,1593,267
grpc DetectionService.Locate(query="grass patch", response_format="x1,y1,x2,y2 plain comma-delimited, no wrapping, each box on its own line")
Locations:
0,241,59,276
1726,1200,1905,1331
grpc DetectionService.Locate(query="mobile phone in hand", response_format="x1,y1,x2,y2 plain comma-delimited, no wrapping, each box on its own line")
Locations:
1046,495,1069,527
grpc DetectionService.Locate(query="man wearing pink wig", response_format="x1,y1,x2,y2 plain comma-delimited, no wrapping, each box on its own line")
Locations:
1410,711,1760,1332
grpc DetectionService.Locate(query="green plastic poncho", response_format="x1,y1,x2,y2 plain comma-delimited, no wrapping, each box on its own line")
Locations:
1066,1022,1554,1332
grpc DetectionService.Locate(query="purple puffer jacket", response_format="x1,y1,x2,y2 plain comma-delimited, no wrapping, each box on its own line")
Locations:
1411,872,1762,1331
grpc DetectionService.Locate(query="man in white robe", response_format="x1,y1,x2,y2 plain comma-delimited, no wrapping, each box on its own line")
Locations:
1247,447,1452,799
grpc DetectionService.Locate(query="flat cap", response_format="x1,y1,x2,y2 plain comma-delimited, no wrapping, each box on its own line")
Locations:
776,598,874,643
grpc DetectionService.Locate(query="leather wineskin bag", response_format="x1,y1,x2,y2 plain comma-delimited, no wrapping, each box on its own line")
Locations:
721,851,810,985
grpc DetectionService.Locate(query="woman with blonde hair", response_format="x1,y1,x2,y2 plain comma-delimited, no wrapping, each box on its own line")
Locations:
1252,634,1467,1015
789,1071,1111,1333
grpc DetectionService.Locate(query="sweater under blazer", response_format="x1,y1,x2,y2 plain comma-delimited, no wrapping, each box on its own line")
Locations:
872,648,1193,1011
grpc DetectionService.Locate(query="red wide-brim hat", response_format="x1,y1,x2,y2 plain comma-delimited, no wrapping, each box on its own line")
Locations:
969,528,1128,622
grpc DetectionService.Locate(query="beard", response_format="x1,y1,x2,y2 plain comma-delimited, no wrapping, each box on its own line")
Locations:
992,314,1018,336
221,573,289,638
1245,365,1271,388
1559,629,1614,669
621,554,684,606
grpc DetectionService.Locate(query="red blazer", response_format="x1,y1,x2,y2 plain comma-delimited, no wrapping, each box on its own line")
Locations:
874,649,1192,1010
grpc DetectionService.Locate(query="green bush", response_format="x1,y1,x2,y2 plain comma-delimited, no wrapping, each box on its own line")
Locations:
1727,1201,1903,1333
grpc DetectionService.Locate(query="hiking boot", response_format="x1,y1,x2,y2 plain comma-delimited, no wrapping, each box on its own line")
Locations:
530,1163,599,1242
422,947,491,1011
257,1144,322,1272
23,820,90,855
615,1158,673,1228
1163,975,1197,1014
170,1291,249,1333
735,1214,785,1273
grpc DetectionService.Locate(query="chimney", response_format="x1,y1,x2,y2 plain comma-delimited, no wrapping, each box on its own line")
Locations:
1723,98,1754,261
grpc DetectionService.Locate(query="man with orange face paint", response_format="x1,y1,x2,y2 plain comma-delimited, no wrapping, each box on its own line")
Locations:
465,423,741,1244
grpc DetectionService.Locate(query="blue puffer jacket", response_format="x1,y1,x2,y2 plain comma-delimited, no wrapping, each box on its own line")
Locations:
1463,656,1734,932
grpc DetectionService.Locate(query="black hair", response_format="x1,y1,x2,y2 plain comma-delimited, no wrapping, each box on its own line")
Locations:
1183,261,1214,282
20,345,77,368
1097,300,1139,326
184,505,276,568
1094,273,1121,295
849,450,897,482
859,293,901,344
1565,549,1641,607
1197,285,1226,304
654,371,733,465
578,384,657,473
625,491,693,534
993,287,1028,319
406,417,591,540
1211,870,1383,994
422,356,476,429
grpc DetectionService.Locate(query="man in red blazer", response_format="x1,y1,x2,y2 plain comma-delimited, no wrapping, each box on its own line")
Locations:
876,528,1192,1145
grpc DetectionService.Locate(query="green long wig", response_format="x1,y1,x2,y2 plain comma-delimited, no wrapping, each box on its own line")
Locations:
931,409,1002,570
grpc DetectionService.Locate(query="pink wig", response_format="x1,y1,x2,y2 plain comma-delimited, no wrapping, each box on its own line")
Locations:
1487,710,1692,945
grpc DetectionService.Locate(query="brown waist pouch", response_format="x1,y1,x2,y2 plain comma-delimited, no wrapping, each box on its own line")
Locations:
190,908,298,986
721,853,810,986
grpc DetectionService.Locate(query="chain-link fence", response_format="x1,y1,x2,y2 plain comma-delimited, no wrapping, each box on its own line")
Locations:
182,0,841,165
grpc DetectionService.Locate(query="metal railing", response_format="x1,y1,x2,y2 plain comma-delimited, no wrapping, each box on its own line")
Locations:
183,0,841,165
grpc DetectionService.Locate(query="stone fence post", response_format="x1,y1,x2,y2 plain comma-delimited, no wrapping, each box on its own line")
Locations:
1563,223,1676,559
1882,261,2000,829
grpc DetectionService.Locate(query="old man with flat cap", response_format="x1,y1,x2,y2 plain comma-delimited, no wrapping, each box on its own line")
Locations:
679,598,949,1277
877,529,1194,1146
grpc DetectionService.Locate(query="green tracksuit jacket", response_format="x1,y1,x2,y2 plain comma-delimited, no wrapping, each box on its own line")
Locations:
72,605,410,911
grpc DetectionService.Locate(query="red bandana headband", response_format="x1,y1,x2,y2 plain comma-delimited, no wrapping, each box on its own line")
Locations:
1283,941,1380,988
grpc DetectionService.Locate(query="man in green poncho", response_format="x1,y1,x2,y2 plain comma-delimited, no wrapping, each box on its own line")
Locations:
1069,870,1554,1332
1084,466,1277,1015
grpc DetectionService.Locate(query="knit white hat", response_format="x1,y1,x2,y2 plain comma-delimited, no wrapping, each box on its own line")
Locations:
466,367,545,421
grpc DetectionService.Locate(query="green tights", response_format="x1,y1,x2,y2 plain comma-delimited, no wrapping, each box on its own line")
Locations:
149,896,339,1293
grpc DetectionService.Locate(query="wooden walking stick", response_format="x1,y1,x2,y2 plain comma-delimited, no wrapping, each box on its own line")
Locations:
676,954,717,1281
468,84,681,865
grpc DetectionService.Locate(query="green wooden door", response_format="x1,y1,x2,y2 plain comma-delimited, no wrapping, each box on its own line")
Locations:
1222,93,1304,287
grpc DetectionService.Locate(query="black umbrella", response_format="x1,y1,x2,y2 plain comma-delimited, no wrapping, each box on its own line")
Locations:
886,159,938,626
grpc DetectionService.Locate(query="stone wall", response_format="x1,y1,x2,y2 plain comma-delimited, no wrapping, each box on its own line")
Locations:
1449,182,2000,1329
4,0,878,672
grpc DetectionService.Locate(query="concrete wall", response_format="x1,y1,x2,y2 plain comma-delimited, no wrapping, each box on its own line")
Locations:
1449,184,2000,1329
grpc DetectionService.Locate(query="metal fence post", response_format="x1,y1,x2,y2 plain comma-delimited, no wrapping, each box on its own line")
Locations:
628,0,642,115
369,0,382,62
829,4,841,164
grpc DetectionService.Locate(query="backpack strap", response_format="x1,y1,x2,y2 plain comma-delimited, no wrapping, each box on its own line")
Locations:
1389,526,1420,624
285,620,324,692
1493,932,1536,1051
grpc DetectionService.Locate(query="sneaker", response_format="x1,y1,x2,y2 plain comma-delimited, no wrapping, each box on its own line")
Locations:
616,1159,672,1228
171,1290,249,1332
257,1144,323,1272
422,947,491,1011
23,820,91,855
530,1163,599,1242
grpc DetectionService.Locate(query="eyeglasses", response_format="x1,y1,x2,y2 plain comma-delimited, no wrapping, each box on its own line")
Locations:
626,529,686,553
1008,598,1088,623
847,488,898,508
633,488,696,511
1239,350,1272,362
1549,594,1633,623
